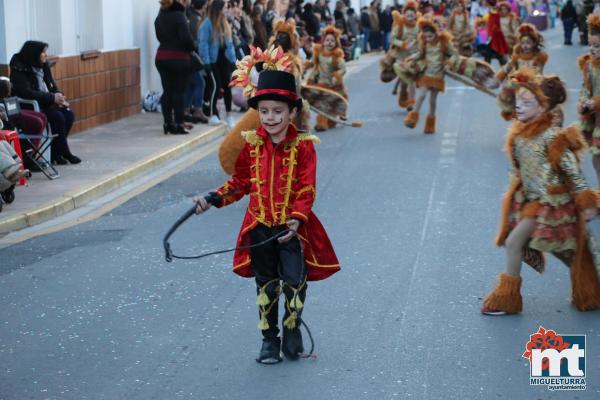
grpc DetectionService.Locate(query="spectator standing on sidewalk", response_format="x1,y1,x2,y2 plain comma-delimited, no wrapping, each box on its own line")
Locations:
198,0,236,126
334,1,348,32
368,1,382,51
560,0,578,44
263,0,278,37
576,0,594,44
302,3,321,39
154,0,196,135
346,7,360,39
252,4,269,49
185,0,209,124
9,41,81,164
381,5,393,51
360,6,371,52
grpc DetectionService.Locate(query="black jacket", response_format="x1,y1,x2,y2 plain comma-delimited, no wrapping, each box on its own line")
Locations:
155,2,196,53
560,1,577,20
360,10,371,29
380,11,393,32
9,53,58,109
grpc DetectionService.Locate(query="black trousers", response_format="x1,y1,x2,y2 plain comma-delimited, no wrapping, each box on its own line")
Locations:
45,107,75,158
250,223,307,338
155,58,191,125
484,46,507,66
202,49,233,117
562,19,576,44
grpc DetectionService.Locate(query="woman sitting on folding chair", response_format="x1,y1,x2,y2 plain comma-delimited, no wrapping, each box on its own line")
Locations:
9,41,81,165
0,77,49,172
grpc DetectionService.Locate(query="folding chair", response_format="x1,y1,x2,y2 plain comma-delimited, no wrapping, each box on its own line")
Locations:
0,129,27,186
1,97,59,179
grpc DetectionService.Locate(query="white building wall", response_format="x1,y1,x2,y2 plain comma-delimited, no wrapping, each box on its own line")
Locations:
60,0,78,56
102,0,135,51
2,0,30,62
130,0,161,95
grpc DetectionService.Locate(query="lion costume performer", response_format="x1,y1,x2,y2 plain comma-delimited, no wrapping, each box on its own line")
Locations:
448,0,476,56
482,68,600,315
379,1,420,108
497,23,549,120
577,14,600,186
306,25,348,132
395,17,498,134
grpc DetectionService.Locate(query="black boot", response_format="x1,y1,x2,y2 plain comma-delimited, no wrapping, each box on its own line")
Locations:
64,154,81,164
163,123,176,134
51,154,68,165
281,283,306,361
256,337,282,364
255,279,282,364
171,124,190,135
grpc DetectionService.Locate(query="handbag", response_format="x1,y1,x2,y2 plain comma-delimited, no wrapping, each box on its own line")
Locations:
190,51,204,72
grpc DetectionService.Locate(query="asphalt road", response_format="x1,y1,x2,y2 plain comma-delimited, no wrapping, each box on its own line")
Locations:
1,28,599,399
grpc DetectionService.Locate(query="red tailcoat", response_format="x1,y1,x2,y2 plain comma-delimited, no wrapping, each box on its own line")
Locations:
487,10,509,56
215,124,340,281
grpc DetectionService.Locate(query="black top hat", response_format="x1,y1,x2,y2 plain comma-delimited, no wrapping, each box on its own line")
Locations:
247,70,303,111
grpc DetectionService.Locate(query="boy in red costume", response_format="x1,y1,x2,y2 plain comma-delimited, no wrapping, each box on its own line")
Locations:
485,0,510,66
194,70,340,364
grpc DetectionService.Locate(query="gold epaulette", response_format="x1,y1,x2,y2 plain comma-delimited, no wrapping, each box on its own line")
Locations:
241,130,262,145
297,133,321,144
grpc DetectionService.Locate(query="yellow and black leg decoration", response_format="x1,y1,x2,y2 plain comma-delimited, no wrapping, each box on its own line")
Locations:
256,278,283,364
282,279,307,361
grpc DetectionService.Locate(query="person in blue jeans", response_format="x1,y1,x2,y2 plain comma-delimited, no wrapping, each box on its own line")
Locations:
560,0,578,45
185,70,208,123
198,0,236,126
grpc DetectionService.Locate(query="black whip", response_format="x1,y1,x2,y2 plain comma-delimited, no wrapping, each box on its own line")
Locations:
162,192,316,359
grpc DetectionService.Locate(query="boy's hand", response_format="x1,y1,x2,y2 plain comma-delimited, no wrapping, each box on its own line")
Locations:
193,195,211,215
584,207,598,221
278,219,300,243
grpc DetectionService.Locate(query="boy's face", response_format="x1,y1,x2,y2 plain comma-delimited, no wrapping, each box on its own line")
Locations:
515,87,544,122
590,34,600,60
520,35,535,53
405,10,416,22
258,100,297,137
324,34,337,51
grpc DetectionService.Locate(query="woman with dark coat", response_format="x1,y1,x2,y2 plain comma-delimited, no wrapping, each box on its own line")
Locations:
155,0,197,134
9,41,80,165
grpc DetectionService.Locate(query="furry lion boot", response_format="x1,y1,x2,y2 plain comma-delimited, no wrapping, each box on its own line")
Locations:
404,111,419,129
424,114,436,134
482,273,523,314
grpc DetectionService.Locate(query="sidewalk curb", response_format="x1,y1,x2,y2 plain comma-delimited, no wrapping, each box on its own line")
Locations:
0,124,227,234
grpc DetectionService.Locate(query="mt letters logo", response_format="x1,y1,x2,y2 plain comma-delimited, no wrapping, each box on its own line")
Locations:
522,326,586,391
